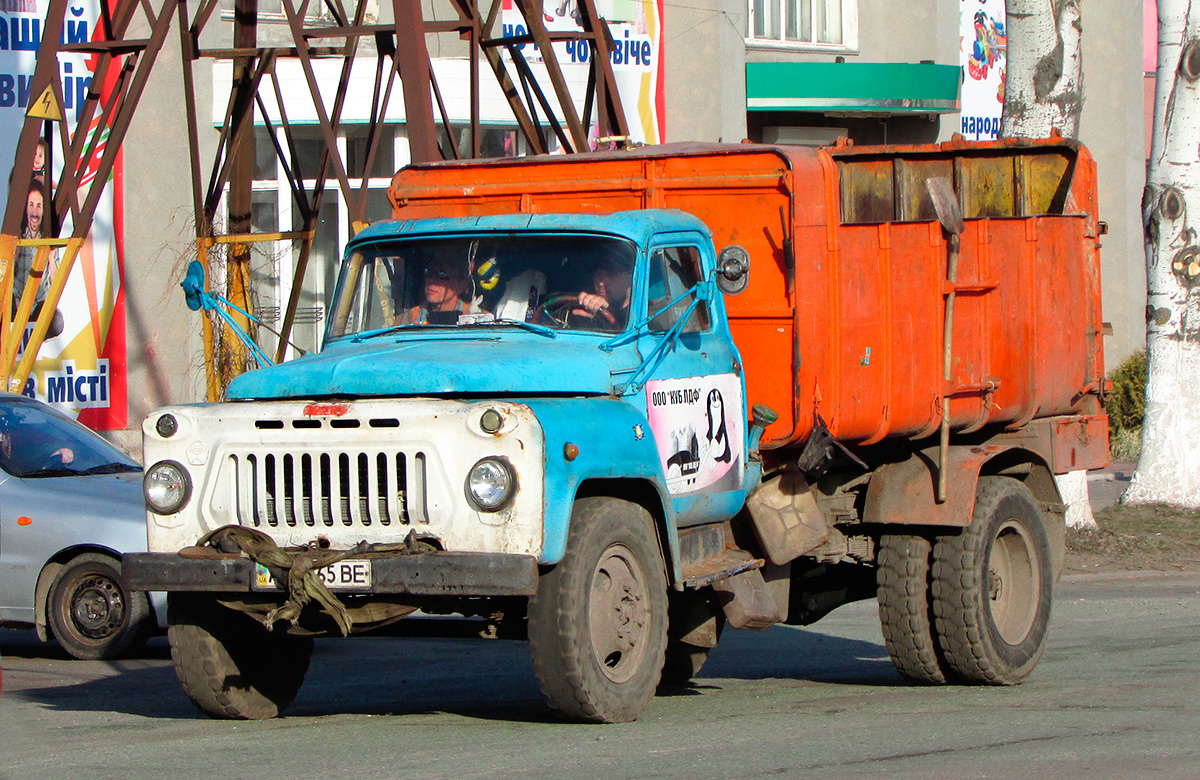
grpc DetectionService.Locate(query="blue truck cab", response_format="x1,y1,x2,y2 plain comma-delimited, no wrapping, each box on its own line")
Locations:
132,209,774,723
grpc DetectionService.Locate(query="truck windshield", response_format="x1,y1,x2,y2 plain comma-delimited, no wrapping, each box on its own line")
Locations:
327,235,639,340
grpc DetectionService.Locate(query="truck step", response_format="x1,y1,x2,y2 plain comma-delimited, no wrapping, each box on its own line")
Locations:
680,548,763,589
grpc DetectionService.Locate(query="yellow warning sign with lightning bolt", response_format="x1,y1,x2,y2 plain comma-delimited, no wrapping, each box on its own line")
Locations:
27,85,62,121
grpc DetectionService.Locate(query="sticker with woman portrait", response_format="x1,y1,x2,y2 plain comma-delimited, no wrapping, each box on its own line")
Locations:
645,373,743,496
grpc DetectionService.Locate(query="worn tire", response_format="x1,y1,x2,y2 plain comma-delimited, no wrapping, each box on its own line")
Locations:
931,476,1052,685
527,497,668,723
47,553,152,660
167,594,313,720
877,534,951,684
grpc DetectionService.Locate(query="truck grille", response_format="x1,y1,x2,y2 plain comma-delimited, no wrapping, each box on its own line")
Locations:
229,451,427,529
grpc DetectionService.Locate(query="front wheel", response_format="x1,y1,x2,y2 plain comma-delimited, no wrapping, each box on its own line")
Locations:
47,553,152,660
931,476,1053,685
527,497,668,723
168,594,313,719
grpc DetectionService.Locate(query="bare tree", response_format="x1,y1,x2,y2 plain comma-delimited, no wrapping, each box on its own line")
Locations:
1125,0,1200,507
999,0,1094,527
1001,0,1084,138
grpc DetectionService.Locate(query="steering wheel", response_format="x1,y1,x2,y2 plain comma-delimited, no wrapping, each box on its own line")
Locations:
535,294,617,329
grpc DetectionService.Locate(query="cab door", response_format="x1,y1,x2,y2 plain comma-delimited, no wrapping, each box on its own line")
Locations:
635,236,749,528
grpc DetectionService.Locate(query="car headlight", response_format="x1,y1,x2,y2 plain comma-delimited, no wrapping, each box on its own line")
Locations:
144,460,192,515
465,457,517,511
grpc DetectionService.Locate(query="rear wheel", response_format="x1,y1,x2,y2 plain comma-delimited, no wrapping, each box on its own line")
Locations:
47,553,152,660
528,497,668,723
168,594,313,719
876,534,951,684
931,476,1052,685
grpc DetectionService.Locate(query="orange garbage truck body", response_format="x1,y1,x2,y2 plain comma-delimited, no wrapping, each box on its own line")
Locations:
388,138,1107,461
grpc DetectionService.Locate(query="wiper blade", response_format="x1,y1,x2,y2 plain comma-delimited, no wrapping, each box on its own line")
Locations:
349,317,555,340
22,467,83,478
350,325,412,341
489,318,556,338
81,463,141,475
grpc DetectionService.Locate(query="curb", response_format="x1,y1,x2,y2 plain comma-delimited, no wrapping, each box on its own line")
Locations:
1061,568,1200,584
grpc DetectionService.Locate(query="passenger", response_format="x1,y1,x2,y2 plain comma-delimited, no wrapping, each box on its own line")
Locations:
570,257,633,330
396,258,482,325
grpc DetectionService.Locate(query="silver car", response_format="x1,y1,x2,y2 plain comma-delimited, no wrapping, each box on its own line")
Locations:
0,394,164,659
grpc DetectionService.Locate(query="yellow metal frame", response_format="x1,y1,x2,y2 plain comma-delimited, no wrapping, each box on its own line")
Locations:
0,234,81,394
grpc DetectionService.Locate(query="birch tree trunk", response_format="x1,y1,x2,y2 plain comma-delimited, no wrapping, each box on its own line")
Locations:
1125,0,1200,507
1001,0,1083,138
1000,0,1094,527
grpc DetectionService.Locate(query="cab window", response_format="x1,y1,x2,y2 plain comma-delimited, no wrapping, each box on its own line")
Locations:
647,246,710,334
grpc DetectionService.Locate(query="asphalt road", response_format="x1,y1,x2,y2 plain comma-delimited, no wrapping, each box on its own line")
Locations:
2,572,1198,780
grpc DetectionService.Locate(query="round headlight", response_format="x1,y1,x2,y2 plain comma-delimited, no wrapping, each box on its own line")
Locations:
466,457,516,511
144,460,192,515
155,414,178,438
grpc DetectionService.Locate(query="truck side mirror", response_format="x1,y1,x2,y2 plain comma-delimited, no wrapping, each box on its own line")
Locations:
716,244,750,295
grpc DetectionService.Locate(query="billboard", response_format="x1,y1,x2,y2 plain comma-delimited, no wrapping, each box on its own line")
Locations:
960,0,1006,141
500,0,665,145
0,0,127,429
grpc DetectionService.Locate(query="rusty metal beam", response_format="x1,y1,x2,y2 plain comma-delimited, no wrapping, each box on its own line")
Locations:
512,0,587,152
177,0,209,236
577,0,628,140
392,0,440,163
478,0,545,154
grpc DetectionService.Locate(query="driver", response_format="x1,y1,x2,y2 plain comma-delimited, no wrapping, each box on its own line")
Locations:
0,407,74,475
396,258,482,325
571,257,633,330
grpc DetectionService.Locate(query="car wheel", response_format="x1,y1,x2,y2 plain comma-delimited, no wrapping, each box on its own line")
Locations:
47,552,152,661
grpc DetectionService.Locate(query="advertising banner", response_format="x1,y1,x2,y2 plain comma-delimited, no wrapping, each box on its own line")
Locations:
0,0,127,429
960,0,1006,141
500,0,664,145
645,373,743,496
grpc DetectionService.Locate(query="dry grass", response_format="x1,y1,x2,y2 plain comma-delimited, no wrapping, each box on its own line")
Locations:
1066,502,1200,573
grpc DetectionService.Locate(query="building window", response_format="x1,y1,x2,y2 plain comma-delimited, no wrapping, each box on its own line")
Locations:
747,0,856,50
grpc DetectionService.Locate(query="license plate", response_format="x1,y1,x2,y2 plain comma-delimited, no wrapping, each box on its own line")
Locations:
254,560,372,591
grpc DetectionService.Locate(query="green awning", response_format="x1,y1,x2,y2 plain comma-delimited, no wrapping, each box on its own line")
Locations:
746,61,961,114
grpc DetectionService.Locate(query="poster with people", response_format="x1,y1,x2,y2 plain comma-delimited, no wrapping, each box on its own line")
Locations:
499,0,664,146
0,0,127,429
646,373,743,496
959,0,1006,141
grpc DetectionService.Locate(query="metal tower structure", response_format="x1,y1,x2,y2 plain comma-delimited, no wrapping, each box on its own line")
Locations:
0,0,631,398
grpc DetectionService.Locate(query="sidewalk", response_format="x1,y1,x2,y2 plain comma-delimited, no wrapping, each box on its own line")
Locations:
1087,459,1135,511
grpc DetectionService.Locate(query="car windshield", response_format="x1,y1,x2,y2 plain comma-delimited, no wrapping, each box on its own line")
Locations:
0,399,140,478
326,234,638,340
